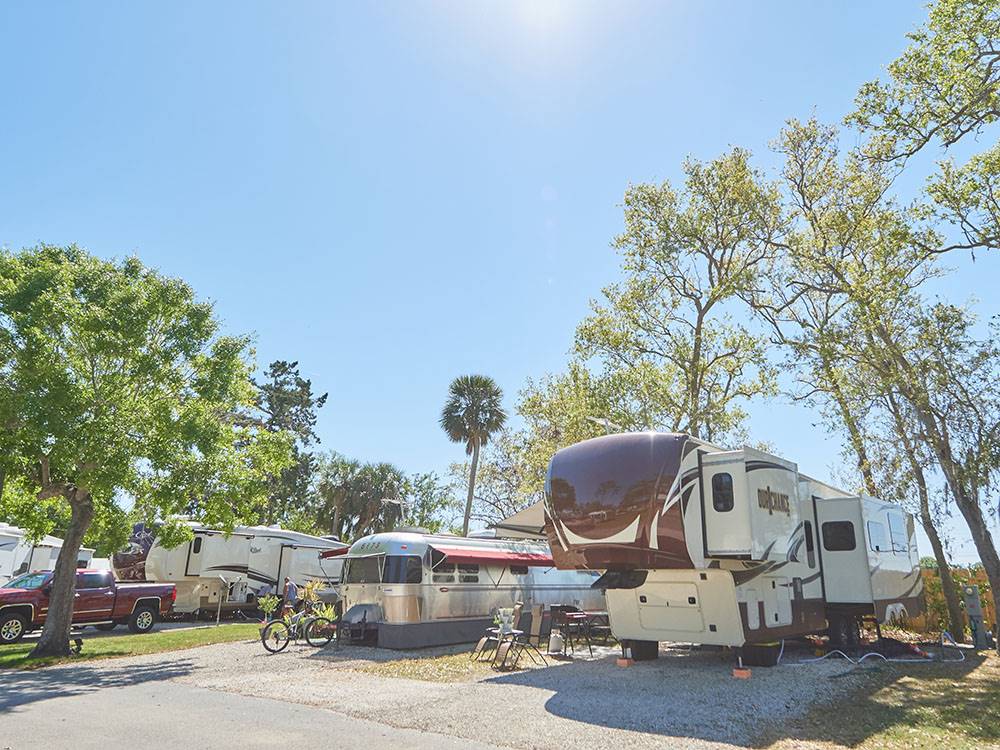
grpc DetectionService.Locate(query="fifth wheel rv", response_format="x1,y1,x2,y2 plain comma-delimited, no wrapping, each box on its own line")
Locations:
545,432,924,659
113,522,347,615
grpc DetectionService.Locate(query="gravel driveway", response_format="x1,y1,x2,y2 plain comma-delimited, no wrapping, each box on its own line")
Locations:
0,637,867,749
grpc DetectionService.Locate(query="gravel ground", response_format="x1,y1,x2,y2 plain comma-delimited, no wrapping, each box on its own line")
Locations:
10,637,867,749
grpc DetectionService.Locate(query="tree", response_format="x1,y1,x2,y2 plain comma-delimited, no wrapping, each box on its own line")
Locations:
849,0,1000,257
401,472,458,534
449,428,542,527
312,453,408,540
849,0,1000,161
575,149,782,445
250,360,328,525
0,245,293,657
440,375,507,537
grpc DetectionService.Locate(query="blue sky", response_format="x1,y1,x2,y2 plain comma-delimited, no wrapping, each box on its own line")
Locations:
1,2,996,560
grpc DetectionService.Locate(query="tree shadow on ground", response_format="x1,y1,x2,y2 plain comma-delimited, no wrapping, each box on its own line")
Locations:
486,644,983,748
0,658,196,713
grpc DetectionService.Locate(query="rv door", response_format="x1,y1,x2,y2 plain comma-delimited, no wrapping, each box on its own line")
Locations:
815,498,872,605
700,450,752,558
185,535,204,576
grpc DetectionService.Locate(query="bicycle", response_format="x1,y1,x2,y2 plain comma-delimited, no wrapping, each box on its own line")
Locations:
260,606,337,653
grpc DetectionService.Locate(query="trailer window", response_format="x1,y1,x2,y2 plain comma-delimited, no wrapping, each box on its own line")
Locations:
822,521,857,552
867,521,887,553
509,565,529,575
711,473,734,512
192,537,202,554
432,562,455,583
887,512,908,555
458,564,479,583
803,521,816,568
344,557,382,584
383,555,423,584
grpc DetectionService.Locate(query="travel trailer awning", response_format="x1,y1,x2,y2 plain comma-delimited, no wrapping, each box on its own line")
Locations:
429,543,553,567
319,547,350,559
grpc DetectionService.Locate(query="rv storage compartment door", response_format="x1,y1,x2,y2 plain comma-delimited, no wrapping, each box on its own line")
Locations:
636,582,704,634
702,450,752,558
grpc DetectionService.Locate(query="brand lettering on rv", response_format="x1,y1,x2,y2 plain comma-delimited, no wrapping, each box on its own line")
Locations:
757,486,790,516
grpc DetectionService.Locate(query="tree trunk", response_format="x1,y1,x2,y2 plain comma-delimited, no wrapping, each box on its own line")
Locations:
30,489,94,658
331,500,342,540
462,440,480,537
823,360,878,497
946,478,1000,634
884,393,966,639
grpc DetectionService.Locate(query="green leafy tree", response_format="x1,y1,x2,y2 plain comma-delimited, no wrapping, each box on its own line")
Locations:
440,375,507,537
575,149,782,446
250,360,328,525
313,453,408,540
849,0,1000,257
449,428,542,527
0,245,293,657
400,472,458,533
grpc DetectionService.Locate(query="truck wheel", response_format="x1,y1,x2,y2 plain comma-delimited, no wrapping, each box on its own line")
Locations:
0,612,28,644
95,623,118,631
629,639,660,661
128,606,157,634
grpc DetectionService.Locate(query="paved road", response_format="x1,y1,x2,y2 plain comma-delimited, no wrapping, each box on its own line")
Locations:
0,663,501,750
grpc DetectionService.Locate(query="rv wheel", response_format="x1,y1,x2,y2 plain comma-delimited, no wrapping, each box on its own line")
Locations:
630,640,660,661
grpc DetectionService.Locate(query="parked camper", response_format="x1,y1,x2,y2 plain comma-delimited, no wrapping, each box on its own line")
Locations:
112,522,347,615
545,432,924,659
0,524,95,582
332,531,606,648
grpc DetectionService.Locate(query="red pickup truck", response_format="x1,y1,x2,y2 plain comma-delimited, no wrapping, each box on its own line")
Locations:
0,569,176,644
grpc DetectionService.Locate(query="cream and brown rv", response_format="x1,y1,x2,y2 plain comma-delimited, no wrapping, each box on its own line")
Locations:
544,432,924,659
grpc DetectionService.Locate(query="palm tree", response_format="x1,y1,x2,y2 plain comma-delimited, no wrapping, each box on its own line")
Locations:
440,374,507,536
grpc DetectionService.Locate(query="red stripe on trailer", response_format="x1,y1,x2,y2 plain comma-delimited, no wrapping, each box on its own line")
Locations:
430,545,554,567
319,547,349,559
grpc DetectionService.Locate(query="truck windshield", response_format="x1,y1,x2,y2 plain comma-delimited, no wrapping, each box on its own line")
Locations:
1,572,49,590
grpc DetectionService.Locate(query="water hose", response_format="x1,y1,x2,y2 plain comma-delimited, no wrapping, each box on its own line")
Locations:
786,631,965,665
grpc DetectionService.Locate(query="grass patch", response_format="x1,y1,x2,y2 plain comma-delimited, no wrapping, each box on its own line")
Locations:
352,650,496,683
764,651,1000,750
0,623,261,671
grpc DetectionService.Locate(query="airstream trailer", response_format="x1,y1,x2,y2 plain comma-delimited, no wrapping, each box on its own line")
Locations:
545,432,924,659
329,531,606,648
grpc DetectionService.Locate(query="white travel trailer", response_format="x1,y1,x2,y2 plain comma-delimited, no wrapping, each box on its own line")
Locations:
112,522,347,615
545,433,924,660
0,523,95,582
331,531,606,648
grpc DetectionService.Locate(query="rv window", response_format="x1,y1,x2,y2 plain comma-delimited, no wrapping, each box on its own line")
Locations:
383,555,423,584
432,562,455,583
711,473,735,512
822,521,857,552
867,521,888,553
458,564,479,583
803,521,816,568
509,565,529,575
192,537,202,554
887,513,908,555
344,556,382,584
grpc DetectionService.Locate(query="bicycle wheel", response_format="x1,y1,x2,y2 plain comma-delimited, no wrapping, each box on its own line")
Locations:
261,620,292,653
304,617,336,647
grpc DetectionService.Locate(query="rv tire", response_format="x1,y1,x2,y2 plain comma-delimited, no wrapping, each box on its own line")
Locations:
629,639,659,661
128,606,157,634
